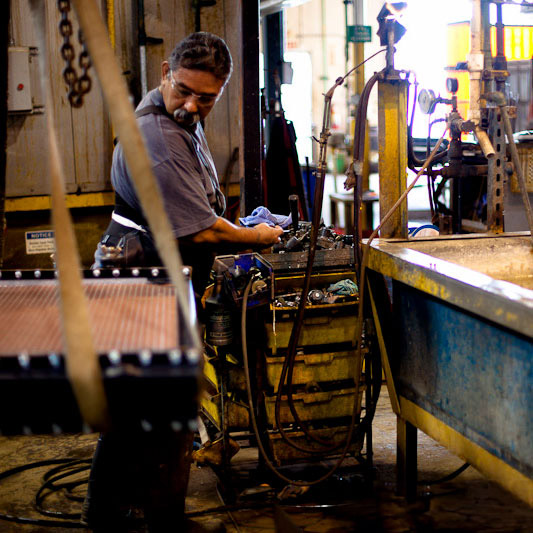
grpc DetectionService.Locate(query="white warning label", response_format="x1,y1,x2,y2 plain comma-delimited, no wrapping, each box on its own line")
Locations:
25,230,55,255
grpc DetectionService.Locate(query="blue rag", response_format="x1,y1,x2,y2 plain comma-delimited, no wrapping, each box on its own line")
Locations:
239,206,292,229
327,279,358,295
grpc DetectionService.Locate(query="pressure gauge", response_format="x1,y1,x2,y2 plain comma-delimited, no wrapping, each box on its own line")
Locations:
418,89,437,115
446,77,459,94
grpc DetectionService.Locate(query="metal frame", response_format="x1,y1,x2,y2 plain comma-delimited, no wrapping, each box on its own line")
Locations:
366,235,533,506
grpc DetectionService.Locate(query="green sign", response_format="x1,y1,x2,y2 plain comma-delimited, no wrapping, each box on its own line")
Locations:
347,25,372,43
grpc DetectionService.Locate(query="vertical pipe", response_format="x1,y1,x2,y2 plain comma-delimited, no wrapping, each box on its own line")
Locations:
481,0,492,95
495,3,506,69
469,0,494,158
107,0,115,50
468,0,483,125
321,0,327,93
397,418,418,501
494,2,507,93
344,0,349,79
240,0,262,215
353,0,370,228
138,0,148,97
353,0,364,97
0,1,9,267
107,0,116,144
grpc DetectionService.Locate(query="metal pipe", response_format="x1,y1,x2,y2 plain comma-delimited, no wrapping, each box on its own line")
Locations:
495,2,506,69
468,0,483,125
107,0,115,50
468,0,495,159
138,0,148,97
474,125,495,158
494,1,507,94
386,23,395,72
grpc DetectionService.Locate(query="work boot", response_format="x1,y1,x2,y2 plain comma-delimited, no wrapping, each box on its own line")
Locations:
192,437,240,466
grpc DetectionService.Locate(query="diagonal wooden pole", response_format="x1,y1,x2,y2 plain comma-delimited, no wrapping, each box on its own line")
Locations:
70,0,201,350
29,0,110,431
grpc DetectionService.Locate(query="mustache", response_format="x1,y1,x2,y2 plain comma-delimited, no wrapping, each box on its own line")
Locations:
173,108,200,126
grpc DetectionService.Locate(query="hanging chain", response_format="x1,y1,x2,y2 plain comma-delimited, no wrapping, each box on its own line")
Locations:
57,0,92,108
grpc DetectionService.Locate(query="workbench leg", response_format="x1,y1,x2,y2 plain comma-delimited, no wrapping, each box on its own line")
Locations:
397,416,417,501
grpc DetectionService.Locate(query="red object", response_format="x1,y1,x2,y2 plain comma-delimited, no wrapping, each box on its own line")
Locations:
17,83,24,91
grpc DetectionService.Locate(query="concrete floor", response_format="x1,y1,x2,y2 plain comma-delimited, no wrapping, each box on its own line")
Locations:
0,389,531,532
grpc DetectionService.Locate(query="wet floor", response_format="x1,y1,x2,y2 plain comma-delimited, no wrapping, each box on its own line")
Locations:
0,390,531,532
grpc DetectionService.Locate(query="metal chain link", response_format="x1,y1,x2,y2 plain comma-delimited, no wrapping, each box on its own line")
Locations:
57,0,92,108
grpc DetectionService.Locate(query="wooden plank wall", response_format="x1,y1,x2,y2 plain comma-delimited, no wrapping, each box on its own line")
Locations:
6,0,111,197
6,0,242,200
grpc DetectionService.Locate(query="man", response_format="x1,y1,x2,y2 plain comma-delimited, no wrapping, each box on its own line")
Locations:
95,31,282,296
86,33,282,532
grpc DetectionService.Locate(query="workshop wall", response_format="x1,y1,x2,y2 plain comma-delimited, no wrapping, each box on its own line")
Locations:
6,0,241,200
4,0,242,268
7,0,112,197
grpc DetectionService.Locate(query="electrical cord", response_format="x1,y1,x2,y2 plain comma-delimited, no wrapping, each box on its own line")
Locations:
418,463,470,486
184,500,361,519
0,458,90,528
0,453,372,527
35,460,90,518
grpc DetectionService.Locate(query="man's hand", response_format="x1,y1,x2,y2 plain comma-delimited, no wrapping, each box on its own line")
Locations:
254,223,283,246
187,217,283,248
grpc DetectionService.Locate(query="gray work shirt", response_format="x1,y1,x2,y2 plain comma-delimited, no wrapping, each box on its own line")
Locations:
111,88,225,238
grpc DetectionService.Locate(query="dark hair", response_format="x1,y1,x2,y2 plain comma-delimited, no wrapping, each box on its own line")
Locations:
169,32,233,83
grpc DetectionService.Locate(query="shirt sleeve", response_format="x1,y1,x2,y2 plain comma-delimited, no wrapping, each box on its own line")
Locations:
152,128,218,238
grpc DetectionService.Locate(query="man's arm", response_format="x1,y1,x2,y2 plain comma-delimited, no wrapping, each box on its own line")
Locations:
184,217,283,247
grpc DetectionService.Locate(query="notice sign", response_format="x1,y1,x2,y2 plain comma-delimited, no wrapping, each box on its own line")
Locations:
347,25,372,43
25,230,55,255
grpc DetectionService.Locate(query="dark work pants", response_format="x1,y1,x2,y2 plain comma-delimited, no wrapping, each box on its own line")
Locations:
85,429,194,532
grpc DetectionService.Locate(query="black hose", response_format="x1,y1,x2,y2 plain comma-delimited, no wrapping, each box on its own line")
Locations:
353,73,380,275
418,463,470,486
0,459,90,529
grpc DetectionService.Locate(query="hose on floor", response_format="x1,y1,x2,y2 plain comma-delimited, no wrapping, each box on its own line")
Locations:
418,462,470,486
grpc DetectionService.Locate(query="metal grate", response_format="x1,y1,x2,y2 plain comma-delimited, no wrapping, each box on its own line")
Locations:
0,279,178,355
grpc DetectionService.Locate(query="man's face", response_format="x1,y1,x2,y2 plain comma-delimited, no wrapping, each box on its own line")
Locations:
160,63,225,126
